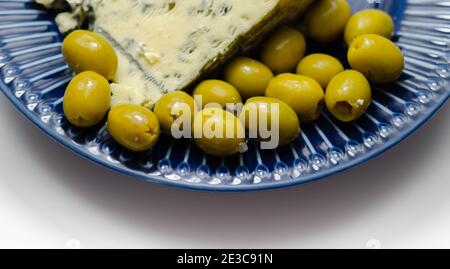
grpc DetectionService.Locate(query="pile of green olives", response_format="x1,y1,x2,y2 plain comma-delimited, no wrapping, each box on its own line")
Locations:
62,30,162,152
61,1,405,157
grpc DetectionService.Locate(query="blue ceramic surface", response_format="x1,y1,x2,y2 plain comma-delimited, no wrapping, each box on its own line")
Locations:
0,0,449,191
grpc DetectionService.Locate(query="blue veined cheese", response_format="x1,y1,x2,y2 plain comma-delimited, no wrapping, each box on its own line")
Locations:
35,0,67,8
54,12,78,33
110,83,147,108
92,0,313,108
37,0,313,108
35,0,100,33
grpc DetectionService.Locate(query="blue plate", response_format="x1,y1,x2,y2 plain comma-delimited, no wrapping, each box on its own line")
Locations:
0,0,449,191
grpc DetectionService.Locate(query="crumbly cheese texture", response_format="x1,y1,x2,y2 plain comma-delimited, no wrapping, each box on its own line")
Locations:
37,0,312,108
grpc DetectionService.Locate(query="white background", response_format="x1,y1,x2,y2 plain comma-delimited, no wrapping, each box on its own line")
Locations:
0,95,449,249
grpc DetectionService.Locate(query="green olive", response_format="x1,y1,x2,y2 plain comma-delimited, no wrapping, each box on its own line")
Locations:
224,57,274,100
63,71,111,127
348,34,404,84
303,0,351,43
344,9,394,46
107,104,160,152
265,73,324,121
240,97,300,147
62,30,118,80
153,91,196,136
296,54,344,89
261,27,307,74
193,80,242,109
325,70,372,122
193,108,246,157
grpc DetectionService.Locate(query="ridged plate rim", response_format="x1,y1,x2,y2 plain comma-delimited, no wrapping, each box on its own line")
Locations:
2,77,448,192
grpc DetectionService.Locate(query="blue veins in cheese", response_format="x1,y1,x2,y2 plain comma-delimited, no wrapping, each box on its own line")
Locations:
37,0,313,108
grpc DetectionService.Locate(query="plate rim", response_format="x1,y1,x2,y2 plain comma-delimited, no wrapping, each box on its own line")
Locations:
1,77,448,192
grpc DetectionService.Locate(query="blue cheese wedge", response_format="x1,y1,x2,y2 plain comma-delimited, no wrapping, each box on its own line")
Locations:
38,0,313,108
110,83,147,108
